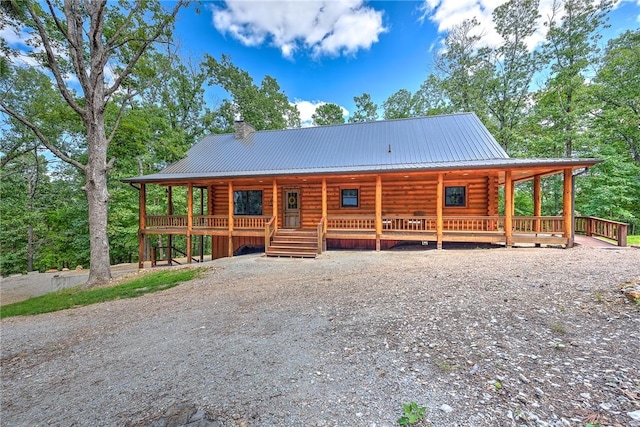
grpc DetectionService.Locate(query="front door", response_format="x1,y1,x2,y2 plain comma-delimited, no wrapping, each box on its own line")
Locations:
284,189,301,228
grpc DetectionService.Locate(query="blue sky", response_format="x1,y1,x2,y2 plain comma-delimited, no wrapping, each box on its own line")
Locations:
1,1,638,126
173,0,640,126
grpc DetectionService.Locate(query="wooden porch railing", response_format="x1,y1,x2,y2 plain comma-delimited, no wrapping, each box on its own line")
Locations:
443,216,504,232
327,215,376,231
575,216,628,247
264,216,276,251
146,215,187,228
382,215,436,231
513,216,564,234
193,215,228,229
234,215,269,229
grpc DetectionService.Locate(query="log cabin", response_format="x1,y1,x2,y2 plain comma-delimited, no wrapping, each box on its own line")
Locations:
123,113,600,265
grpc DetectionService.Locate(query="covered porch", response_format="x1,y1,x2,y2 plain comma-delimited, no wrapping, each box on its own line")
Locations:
132,162,594,265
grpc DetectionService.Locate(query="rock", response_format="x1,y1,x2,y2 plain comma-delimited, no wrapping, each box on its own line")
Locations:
440,404,453,413
62,268,70,271
580,393,591,399
629,410,640,421
469,364,478,375
518,373,530,384
621,286,640,301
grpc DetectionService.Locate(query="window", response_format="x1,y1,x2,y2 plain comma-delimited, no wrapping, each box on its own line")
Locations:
341,189,359,208
234,190,262,215
445,186,466,207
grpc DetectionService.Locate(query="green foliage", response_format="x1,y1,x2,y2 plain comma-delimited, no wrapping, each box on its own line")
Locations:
0,268,206,319
312,103,345,126
628,236,640,245
349,93,378,122
397,402,427,425
203,54,300,131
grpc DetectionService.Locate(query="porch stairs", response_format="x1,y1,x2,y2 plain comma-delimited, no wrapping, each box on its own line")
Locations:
266,229,318,258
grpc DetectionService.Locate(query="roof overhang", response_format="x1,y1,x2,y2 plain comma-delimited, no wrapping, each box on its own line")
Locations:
122,158,602,185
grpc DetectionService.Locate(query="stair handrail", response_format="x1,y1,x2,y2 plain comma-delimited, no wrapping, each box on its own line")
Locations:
265,216,276,251
317,217,326,254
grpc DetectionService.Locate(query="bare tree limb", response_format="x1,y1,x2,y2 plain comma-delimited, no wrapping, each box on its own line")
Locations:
0,99,86,171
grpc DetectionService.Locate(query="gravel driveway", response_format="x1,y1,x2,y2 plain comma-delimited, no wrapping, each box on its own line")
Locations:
1,247,639,427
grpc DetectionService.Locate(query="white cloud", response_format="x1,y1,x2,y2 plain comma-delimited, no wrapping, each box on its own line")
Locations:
210,0,387,58
419,0,575,51
293,100,349,127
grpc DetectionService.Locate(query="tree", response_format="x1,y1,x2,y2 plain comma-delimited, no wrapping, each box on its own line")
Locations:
382,89,413,119
588,29,640,163
434,18,489,118
480,0,541,154
411,75,451,117
204,54,300,132
349,93,378,122
0,1,186,286
312,103,345,126
539,0,613,157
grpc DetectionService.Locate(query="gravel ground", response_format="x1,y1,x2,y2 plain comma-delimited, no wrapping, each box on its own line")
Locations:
1,246,639,427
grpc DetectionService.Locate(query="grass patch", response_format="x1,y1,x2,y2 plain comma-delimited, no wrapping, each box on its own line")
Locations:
0,268,206,319
627,235,640,245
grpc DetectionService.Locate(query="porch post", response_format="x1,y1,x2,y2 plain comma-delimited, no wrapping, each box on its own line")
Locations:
322,178,327,232
436,173,443,250
138,183,146,268
533,175,542,247
186,183,193,264
375,175,382,251
167,186,173,265
505,171,513,247
208,185,214,259
199,187,204,262
563,168,574,248
228,181,234,257
272,179,278,231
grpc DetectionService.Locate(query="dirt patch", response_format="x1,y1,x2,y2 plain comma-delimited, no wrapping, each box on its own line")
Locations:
1,247,639,426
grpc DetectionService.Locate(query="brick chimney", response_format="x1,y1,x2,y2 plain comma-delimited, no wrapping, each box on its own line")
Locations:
234,120,255,139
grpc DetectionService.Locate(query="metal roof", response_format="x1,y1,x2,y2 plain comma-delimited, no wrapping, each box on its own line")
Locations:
124,113,599,183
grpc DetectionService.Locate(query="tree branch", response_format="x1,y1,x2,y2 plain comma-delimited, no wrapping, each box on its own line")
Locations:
0,99,86,172
104,1,186,98
0,143,39,169
26,2,85,118
60,0,90,90
106,92,135,144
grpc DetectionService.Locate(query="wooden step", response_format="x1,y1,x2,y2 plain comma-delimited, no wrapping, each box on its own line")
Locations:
265,249,317,258
266,229,319,258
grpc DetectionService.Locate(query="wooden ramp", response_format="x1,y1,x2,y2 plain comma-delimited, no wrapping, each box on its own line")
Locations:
574,235,619,248
266,229,318,258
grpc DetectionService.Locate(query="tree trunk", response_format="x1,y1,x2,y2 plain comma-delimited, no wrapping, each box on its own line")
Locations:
27,224,34,272
83,111,112,287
